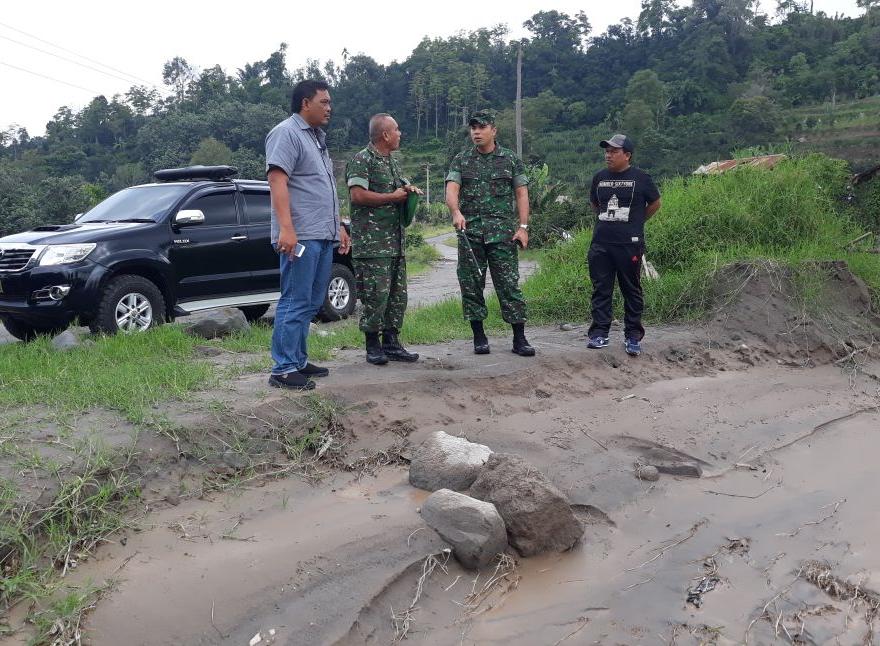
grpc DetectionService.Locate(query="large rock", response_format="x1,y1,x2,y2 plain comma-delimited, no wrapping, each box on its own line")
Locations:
468,453,584,556
184,308,250,339
409,431,492,492
420,489,507,570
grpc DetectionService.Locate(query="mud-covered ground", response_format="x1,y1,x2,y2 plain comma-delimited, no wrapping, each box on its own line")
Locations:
3,263,880,646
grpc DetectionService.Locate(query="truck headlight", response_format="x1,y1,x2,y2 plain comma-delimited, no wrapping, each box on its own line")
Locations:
38,244,97,266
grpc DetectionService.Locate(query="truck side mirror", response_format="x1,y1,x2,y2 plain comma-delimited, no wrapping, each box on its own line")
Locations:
174,209,205,226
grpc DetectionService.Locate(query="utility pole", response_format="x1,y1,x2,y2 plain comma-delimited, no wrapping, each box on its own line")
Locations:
515,42,523,158
425,163,431,207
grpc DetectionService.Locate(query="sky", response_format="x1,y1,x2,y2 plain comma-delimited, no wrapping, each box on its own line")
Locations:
0,0,864,136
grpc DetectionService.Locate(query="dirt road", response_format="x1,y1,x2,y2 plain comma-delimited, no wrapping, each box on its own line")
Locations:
407,232,538,308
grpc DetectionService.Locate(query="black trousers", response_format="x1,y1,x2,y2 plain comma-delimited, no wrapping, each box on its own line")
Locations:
587,241,645,341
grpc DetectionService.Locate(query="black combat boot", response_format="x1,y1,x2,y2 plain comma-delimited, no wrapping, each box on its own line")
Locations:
365,332,388,365
382,329,419,362
511,322,536,357
471,320,490,354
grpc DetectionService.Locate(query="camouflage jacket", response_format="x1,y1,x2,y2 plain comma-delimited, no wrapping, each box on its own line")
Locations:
445,145,529,243
346,144,409,259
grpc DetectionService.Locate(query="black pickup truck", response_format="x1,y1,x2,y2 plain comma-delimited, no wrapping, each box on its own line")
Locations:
0,165,356,341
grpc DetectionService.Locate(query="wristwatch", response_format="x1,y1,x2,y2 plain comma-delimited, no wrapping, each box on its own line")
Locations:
519,224,528,230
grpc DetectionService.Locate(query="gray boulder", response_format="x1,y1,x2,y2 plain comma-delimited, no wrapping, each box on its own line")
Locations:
184,308,250,339
409,431,492,492
51,330,81,350
420,489,507,570
468,453,584,556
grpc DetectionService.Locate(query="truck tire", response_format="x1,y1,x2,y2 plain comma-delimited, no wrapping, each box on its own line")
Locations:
238,304,270,322
318,263,357,322
1,316,69,342
89,274,166,335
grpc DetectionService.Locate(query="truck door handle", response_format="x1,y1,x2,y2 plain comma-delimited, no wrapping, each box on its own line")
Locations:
230,234,248,241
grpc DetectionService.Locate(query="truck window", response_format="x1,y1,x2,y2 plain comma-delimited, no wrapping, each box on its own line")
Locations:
182,191,238,226
243,191,271,225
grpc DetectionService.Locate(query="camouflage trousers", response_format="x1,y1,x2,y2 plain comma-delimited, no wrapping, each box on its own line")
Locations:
354,256,408,333
456,233,526,324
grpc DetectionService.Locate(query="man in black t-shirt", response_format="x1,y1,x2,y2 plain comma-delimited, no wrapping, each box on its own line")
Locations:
587,134,661,356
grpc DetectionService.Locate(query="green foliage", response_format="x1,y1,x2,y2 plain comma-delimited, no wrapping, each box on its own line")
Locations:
190,137,234,166
650,154,854,271
525,154,880,323
2,8,880,233
728,96,782,142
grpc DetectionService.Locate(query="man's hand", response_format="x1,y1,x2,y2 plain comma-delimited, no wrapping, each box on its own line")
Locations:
404,184,424,196
389,187,408,203
512,227,529,249
452,211,467,231
277,228,299,259
338,226,351,255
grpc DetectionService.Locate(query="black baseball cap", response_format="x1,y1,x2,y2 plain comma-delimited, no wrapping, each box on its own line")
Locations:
600,134,634,153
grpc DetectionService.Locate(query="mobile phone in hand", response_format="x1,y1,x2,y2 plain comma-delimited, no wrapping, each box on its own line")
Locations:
293,243,305,257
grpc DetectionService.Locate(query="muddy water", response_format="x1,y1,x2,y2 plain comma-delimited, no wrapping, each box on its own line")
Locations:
352,409,880,645
66,352,880,645
83,470,445,646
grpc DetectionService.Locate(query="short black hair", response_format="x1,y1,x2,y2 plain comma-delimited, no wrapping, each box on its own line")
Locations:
290,79,330,114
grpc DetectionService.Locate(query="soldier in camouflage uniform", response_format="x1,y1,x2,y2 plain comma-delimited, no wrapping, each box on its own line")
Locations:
445,110,535,357
346,113,421,365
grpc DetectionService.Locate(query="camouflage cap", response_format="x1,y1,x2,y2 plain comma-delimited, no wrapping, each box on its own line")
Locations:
468,109,496,126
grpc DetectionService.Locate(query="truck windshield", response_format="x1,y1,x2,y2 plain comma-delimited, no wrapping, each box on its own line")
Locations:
77,185,192,223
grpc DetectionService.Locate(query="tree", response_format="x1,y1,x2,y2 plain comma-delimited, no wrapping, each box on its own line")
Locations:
626,70,669,127
162,56,195,103
190,137,233,166
728,95,781,141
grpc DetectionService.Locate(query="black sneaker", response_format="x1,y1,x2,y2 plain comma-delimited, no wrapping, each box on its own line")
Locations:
268,372,316,391
299,362,330,377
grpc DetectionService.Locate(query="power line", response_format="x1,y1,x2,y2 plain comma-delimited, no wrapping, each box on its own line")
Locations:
0,33,156,88
0,61,102,95
0,19,158,87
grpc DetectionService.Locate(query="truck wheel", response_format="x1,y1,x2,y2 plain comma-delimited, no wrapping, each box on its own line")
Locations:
1,316,69,342
89,274,166,335
318,263,357,322
238,304,270,322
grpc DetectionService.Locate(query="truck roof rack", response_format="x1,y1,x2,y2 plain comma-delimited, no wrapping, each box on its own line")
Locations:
153,165,239,182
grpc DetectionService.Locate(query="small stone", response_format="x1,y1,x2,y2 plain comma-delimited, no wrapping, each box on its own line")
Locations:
194,344,223,357
51,330,80,350
221,450,249,470
559,323,575,331
636,465,660,481
653,461,702,478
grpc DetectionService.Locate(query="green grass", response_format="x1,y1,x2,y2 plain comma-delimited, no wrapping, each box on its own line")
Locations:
407,240,442,276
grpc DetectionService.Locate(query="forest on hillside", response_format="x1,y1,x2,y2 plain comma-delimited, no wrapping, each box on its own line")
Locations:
1,0,879,235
